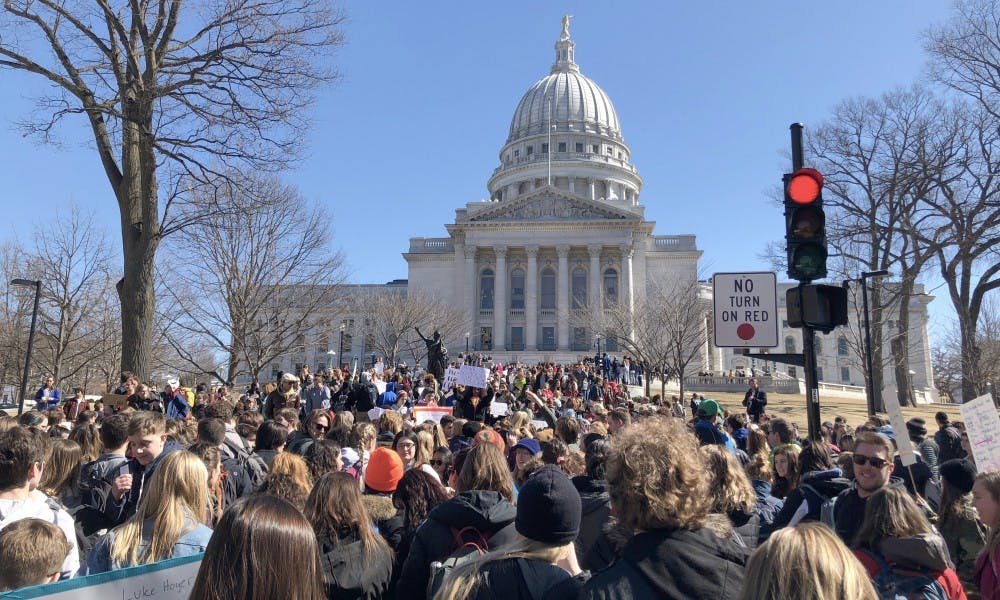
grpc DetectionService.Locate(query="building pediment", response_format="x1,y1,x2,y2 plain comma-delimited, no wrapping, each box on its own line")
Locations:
465,188,638,223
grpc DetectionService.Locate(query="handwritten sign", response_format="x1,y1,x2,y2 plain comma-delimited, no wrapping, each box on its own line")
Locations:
489,402,509,418
457,365,488,389
531,420,549,431
961,393,1000,473
883,386,917,467
412,406,454,425
102,393,130,412
367,407,385,422
0,553,202,599
442,367,460,392
374,380,386,396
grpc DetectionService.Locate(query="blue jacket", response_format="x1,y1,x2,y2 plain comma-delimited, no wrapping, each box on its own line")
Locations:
34,386,61,409
82,516,212,574
164,391,189,420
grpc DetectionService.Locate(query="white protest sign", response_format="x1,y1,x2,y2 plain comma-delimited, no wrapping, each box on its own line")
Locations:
712,272,778,348
531,420,549,431
961,393,1000,473
442,367,460,392
367,407,385,422
489,402,509,418
412,406,454,425
0,554,202,600
457,365,489,389
374,380,386,396
375,361,384,376
883,387,917,467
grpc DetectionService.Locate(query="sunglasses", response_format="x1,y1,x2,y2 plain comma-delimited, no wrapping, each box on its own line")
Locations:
430,459,446,466
312,424,329,431
852,454,889,469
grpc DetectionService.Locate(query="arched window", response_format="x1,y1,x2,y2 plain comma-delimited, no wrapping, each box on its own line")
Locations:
785,336,796,354
571,267,587,309
480,269,494,310
540,268,556,310
510,268,525,309
603,268,618,308
838,336,849,356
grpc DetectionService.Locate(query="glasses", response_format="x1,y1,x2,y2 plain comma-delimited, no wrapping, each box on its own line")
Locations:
312,424,329,431
852,454,889,469
430,459,445,466
397,443,416,450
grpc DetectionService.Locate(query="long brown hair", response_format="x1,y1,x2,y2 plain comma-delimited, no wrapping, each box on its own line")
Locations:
976,471,1000,559
853,486,933,550
38,438,82,500
701,444,756,515
190,495,325,600
392,469,450,534
455,443,515,503
304,472,391,562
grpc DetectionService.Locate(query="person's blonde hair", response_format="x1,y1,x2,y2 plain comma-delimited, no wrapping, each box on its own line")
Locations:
508,411,533,440
739,522,878,600
109,451,208,567
607,417,710,531
433,538,572,600
415,430,435,467
701,444,756,515
456,443,515,503
268,451,313,492
853,486,933,550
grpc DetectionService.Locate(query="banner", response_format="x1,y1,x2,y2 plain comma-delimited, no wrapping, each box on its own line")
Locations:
961,393,1000,473
412,406,454,425
457,365,488,389
0,553,202,599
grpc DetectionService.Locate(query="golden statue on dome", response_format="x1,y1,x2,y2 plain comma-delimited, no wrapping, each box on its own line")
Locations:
561,15,572,40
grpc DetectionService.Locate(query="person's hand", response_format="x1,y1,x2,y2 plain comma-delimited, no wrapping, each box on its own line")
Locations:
112,473,133,501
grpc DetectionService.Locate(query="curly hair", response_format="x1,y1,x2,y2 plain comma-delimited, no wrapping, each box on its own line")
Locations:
257,473,310,512
392,469,450,534
606,416,710,531
303,439,341,481
701,444,756,515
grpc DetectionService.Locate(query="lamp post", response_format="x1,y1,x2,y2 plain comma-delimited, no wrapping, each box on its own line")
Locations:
594,333,602,361
338,323,345,369
855,270,889,417
11,278,41,416
465,332,470,355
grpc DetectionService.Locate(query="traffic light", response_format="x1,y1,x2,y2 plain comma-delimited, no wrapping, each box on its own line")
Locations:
784,167,827,282
786,284,848,333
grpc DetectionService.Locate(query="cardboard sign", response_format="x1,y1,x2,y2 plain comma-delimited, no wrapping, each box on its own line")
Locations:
531,420,549,431
961,393,1000,473
442,367,460,392
489,402,509,418
412,406,454,425
457,365,488,389
883,386,917,467
102,393,130,412
0,553,202,599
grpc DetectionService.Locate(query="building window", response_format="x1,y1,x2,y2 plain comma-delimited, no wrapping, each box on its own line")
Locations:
558,142,567,152
603,268,618,307
541,143,548,154
576,142,584,153
343,333,353,353
817,367,824,381
510,268,525,309
788,367,797,378
514,149,519,158
510,327,524,351
480,269,494,310
785,336,796,354
480,327,492,351
838,336,849,356
841,367,851,382
592,144,599,153
573,327,587,350
527,146,533,155
814,339,823,355
541,327,555,350
571,267,587,309
540,268,556,310
606,146,613,155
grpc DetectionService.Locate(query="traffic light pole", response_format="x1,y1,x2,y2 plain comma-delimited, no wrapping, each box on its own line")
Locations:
790,124,822,441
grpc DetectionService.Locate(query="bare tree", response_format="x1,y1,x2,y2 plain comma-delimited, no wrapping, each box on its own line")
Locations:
0,1,346,379
158,174,345,385
0,242,31,399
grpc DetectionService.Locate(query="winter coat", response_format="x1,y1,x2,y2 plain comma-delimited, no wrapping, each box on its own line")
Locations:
80,453,128,501
95,441,184,528
395,490,517,600
750,479,784,530
939,494,987,596
831,478,906,546
855,533,967,600
82,516,212,575
453,556,584,600
579,526,748,600
254,448,280,472
362,491,404,551
572,475,612,571
976,545,1000,600
760,468,850,540
317,529,393,600
164,391,190,420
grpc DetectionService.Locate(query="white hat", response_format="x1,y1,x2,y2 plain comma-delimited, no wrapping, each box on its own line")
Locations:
166,377,180,389
281,372,300,384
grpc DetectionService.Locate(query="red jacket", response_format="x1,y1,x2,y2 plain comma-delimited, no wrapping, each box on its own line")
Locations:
855,548,967,600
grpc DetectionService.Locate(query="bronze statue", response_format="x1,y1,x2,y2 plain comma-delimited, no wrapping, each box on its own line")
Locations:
415,327,448,382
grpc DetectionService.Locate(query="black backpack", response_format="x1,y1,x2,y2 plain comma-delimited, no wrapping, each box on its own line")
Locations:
427,525,507,598
223,438,266,489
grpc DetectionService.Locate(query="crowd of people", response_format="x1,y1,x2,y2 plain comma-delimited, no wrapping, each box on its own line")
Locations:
0,358,994,600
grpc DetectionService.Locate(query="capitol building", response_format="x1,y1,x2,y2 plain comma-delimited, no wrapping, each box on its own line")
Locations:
268,21,936,400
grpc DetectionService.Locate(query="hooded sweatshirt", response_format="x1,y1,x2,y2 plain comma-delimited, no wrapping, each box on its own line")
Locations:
855,533,967,600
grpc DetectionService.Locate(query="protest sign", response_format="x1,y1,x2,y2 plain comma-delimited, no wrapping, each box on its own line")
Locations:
531,420,549,431
489,402,509,418
457,365,488,389
412,406,454,425
374,380,386,396
961,393,1000,473
0,553,202,600
442,367,460,392
883,387,917,466
367,407,385,422
102,393,130,412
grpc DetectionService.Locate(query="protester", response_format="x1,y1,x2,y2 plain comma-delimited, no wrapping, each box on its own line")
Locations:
937,459,986,595
742,378,767,424
692,399,737,453
288,409,331,455
190,495,326,600
830,432,900,545
580,417,748,599
362,446,406,549
702,444,762,548
37,438,84,510
739,522,877,600
257,452,312,511
770,443,801,500
972,471,1000,599
935,412,967,464
264,373,302,420
305,472,394,599
162,377,190,420
852,486,966,599
0,518,74,592
253,420,288,471
34,376,61,410
761,440,849,538
83,451,212,574
392,469,451,568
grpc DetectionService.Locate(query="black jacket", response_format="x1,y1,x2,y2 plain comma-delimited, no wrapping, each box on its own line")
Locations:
459,557,585,600
579,527,748,600
95,441,183,527
572,475,612,571
395,490,517,600
362,492,405,551
760,468,850,540
832,478,906,545
317,530,393,600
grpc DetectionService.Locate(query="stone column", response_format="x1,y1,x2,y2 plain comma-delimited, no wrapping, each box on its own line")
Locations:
493,246,507,350
621,244,635,341
465,246,477,340
557,245,570,350
525,246,539,351
588,178,596,200
588,245,602,329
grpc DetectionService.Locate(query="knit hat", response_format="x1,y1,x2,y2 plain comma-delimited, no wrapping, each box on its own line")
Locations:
473,428,505,452
513,438,542,456
515,465,582,544
364,447,404,493
697,399,722,418
940,459,977,494
906,417,928,437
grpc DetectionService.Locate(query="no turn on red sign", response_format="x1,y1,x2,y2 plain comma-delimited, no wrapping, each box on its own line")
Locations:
712,272,778,348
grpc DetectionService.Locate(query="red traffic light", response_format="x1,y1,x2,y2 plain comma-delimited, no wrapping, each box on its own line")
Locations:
787,168,824,205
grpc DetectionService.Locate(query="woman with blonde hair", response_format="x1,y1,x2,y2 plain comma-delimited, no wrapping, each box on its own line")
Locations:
973,470,1000,599
83,451,212,573
256,451,313,511
739,522,877,600
700,444,760,548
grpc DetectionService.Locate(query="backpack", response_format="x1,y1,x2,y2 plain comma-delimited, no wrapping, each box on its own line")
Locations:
859,549,949,600
799,483,840,529
223,438,266,489
426,526,502,599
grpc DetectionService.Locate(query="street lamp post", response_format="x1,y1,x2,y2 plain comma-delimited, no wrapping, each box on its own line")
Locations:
855,270,889,417
465,332,470,355
594,333,602,361
11,278,41,416
338,323,345,369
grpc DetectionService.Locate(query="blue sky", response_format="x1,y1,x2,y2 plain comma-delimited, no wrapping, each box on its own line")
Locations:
0,1,955,336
